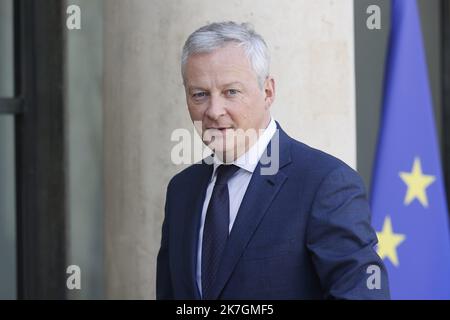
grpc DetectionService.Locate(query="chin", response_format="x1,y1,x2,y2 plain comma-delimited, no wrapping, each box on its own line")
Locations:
206,141,235,159
209,142,235,154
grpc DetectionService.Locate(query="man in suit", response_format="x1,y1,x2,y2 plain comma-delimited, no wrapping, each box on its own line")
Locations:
156,21,390,299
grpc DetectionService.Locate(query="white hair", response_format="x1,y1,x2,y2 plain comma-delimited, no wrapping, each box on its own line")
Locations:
181,21,270,88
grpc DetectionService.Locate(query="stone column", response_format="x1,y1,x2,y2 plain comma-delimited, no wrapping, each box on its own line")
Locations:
103,0,356,299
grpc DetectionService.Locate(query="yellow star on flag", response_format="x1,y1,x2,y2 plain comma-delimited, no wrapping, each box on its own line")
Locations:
376,216,406,267
399,157,435,207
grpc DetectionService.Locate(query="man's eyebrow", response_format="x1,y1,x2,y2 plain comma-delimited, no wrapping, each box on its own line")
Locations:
222,82,244,87
187,82,244,91
187,86,208,91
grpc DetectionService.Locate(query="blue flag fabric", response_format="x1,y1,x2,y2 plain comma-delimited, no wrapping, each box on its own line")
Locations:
371,0,450,299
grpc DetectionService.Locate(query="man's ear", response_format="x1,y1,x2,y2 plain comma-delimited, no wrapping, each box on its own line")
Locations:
264,77,275,109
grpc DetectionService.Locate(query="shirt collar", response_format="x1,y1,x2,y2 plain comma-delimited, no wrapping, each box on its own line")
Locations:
211,117,277,177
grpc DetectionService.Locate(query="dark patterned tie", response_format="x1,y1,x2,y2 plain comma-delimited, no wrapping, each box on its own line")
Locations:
201,164,240,299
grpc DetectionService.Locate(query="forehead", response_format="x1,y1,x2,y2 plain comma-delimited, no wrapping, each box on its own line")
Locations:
184,43,257,85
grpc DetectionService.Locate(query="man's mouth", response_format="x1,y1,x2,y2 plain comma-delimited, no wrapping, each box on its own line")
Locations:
207,127,233,132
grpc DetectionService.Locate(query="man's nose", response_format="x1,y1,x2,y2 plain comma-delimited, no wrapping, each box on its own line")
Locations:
205,95,226,121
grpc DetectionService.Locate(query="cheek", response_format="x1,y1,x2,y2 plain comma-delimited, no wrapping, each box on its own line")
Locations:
187,104,204,120
229,98,256,125
225,107,245,126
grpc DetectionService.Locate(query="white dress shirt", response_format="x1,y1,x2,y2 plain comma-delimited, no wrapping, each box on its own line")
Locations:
196,117,277,295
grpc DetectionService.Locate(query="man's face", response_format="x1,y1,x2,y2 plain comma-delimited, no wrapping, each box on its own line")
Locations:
183,43,275,162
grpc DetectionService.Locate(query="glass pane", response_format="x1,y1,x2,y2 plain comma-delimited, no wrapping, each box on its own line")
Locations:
0,116,16,299
0,0,14,97
0,0,16,300
65,0,104,299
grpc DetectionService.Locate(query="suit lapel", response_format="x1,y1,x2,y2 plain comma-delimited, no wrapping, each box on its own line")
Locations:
209,127,293,299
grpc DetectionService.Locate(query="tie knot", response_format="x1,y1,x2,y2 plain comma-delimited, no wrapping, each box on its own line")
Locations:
215,164,239,185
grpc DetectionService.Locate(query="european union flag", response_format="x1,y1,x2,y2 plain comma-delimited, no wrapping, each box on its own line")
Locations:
371,0,450,299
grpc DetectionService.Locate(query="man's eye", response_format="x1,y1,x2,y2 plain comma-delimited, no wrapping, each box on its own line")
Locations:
192,92,208,98
226,89,239,96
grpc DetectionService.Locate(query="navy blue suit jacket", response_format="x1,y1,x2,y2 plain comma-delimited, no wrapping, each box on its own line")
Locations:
157,124,390,299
